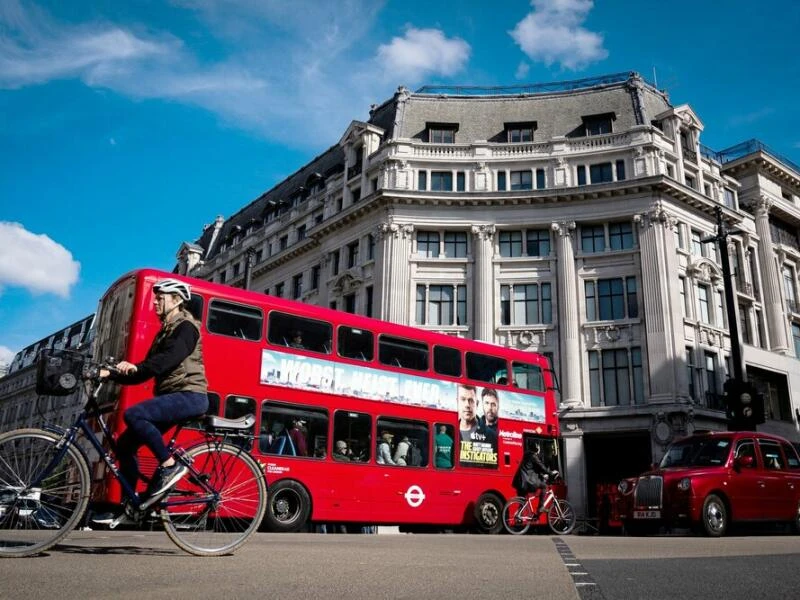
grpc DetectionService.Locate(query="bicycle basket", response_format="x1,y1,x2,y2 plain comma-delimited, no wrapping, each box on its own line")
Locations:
35,348,85,396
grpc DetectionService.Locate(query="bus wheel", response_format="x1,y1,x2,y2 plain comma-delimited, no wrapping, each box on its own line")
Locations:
474,493,504,534
263,480,311,533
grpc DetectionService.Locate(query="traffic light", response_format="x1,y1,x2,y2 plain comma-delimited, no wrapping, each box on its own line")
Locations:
723,378,761,431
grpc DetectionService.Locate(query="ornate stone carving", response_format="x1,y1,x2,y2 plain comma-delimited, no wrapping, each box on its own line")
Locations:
377,222,414,240
551,221,576,237
470,224,496,241
637,206,677,229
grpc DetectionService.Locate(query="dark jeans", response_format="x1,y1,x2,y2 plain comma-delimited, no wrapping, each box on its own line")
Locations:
117,391,208,493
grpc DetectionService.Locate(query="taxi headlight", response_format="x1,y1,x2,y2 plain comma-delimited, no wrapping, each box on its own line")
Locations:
618,480,633,495
677,477,691,491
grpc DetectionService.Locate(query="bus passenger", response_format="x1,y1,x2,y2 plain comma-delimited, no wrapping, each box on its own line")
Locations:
289,419,308,456
333,440,351,461
434,425,454,468
376,431,396,465
288,330,304,349
96,278,209,515
393,435,411,465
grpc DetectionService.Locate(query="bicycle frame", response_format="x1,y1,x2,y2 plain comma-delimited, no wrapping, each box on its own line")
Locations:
38,380,227,514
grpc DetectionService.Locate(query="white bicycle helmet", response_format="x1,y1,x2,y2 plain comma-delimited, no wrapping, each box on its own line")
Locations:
153,278,191,302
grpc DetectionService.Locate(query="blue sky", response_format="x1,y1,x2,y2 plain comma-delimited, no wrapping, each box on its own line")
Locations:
1,0,799,364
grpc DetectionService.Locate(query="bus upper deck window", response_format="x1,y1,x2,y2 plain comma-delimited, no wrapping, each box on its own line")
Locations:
433,345,461,377
379,335,428,371
267,311,333,354
465,352,507,384
207,300,263,341
338,326,374,361
512,361,545,392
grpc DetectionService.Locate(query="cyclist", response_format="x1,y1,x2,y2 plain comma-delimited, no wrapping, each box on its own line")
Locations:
512,441,558,517
94,278,209,521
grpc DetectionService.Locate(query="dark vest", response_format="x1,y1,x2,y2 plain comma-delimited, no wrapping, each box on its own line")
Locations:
150,309,208,395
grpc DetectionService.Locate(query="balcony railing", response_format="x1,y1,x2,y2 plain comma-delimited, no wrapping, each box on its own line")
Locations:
682,146,697,163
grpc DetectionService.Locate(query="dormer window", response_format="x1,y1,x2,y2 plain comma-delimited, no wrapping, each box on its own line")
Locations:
582,112,615,136
426,122,458,144
505,121,537,143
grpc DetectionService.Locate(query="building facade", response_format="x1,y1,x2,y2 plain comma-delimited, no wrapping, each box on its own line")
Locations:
0,314,95,433
178,72,800,519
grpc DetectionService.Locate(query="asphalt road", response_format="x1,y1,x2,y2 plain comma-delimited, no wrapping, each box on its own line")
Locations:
1,531,799,600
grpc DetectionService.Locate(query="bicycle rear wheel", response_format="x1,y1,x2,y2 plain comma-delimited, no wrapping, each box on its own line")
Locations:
0,428,90,557
502,496,532,535
162,441,266,556
548,499,576,535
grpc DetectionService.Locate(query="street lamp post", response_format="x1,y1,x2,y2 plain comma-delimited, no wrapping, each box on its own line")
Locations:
701,206,756,430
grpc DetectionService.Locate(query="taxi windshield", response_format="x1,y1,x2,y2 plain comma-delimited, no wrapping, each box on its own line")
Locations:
659,438,731,468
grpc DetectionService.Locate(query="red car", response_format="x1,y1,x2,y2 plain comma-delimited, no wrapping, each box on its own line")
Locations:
616,431,800,536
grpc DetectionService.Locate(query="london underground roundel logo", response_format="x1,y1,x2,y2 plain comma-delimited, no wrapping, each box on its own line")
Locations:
404,485,426,508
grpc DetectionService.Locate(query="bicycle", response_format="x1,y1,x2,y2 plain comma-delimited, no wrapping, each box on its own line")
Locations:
502,473,576,535
0,349,267,557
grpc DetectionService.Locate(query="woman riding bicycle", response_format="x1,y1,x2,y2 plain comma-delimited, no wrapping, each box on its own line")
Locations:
512,441,558,518
95,278,209,521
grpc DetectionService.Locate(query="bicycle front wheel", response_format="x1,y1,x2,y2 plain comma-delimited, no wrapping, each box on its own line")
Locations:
548,499,576,535
162,441,266,556
502,497,531,535
0,428,90,557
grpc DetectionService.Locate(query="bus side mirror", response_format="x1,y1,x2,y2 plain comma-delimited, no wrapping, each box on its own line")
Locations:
734,455,754,470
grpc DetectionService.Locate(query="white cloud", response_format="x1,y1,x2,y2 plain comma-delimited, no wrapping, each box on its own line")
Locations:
0,345,15,367
0,222,80,298
515,61,530,80
510,0,607,70
376,27,471,84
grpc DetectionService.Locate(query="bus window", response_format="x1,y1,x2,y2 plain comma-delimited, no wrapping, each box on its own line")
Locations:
433,345,461,377
224,395,256,421
512,361,545,392
433,423,455,469
338,326,374,361
224,395,256,447
260,401,328,459
267,311,333,354
465,352,507,384
207,299,263,341
333,410,371,463
185,293,204,321
375,417,428,467
378,335,428,371
524,435,561,472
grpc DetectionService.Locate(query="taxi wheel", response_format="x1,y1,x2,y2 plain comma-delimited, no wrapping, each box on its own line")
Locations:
791,501,800,534
700,493,728,537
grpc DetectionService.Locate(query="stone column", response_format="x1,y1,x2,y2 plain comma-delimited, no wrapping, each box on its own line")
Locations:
562,432,588,519
753,196,789,352
552,220,581,406
635,206,687,402
470,224,496,342
378,222,414,323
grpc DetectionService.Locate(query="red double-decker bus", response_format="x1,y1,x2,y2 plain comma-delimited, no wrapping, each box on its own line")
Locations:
91,268,562,533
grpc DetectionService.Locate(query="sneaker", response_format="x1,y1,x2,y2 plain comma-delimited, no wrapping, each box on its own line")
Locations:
145,462,188,500
91,512,135,526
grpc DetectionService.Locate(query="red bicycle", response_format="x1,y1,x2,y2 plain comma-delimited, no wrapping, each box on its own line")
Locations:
502,473,576,535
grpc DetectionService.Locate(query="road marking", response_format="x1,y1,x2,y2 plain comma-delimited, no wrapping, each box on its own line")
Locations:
552,538,607,600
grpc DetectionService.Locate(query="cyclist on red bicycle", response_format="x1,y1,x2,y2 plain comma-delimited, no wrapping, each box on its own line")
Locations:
512,441,558,517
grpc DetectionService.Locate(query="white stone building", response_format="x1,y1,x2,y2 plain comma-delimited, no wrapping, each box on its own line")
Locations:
177,72,800,519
